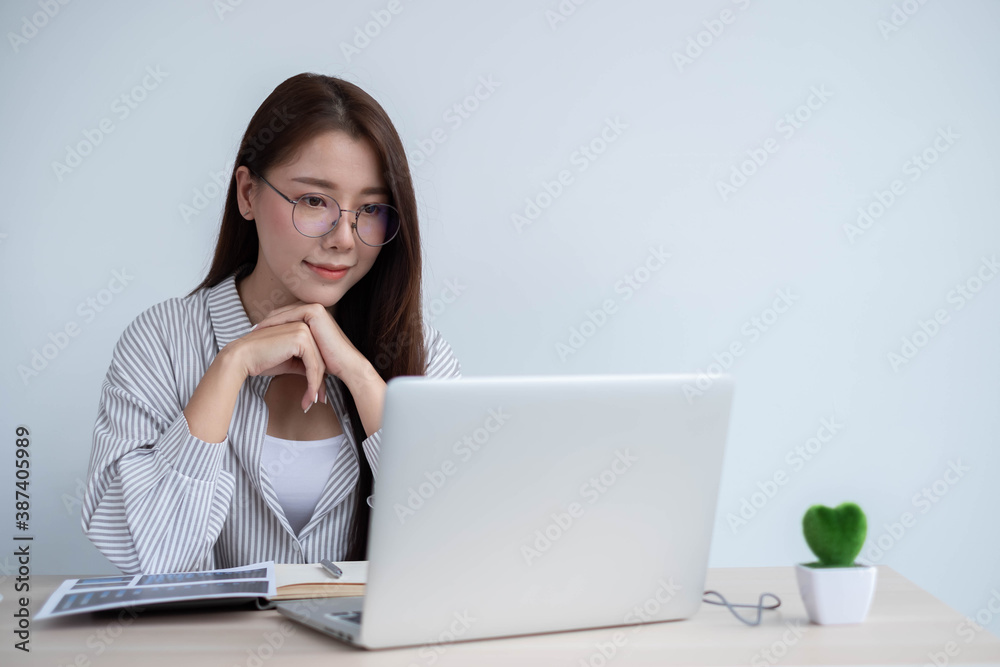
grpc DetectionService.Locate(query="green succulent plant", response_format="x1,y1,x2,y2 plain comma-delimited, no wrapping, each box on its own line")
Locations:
802,502,867,568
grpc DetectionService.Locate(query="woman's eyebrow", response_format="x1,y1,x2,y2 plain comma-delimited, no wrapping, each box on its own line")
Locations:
291,175,389,196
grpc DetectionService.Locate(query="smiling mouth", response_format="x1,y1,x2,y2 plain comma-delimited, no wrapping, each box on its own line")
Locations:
305,261,351,279
307,262,351,271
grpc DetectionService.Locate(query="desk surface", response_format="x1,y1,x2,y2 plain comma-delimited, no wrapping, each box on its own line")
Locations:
5,565,1000,666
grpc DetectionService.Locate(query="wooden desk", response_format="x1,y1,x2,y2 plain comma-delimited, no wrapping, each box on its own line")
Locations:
5,566,1000,666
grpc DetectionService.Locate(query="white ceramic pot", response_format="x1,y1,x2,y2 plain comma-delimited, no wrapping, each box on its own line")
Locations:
795,563,877,625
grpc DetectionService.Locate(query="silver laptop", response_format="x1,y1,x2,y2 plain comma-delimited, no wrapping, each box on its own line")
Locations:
276,373,734,650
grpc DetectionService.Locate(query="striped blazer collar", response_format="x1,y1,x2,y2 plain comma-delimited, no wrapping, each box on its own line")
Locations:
206,263,256,353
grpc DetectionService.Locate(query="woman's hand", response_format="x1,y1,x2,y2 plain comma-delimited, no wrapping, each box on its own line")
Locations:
242,301,387,432
231,318,329,412
251,301,370,384
240,301,386,435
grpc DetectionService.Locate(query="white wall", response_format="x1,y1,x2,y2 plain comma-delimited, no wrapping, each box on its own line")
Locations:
2,0,998,636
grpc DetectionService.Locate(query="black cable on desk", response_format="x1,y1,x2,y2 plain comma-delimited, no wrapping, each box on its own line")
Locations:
702,590,782,626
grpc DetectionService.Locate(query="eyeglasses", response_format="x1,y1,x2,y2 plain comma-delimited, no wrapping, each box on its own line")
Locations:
249,168,400,247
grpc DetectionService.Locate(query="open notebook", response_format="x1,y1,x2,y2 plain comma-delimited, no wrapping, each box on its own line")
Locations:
272,561,366,600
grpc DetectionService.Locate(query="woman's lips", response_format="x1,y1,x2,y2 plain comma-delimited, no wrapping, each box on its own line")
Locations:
305,261,349,280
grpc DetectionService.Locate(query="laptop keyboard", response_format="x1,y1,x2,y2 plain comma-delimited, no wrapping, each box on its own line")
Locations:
326,610,362,625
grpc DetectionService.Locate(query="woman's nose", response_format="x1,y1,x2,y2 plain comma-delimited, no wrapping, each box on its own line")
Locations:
324,209,355,249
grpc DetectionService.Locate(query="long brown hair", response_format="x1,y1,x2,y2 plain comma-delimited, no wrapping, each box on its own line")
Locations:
189,73,426,560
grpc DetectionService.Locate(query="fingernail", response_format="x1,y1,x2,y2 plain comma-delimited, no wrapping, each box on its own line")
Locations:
314,392,319,404
304,403,312,414
249,324,258,331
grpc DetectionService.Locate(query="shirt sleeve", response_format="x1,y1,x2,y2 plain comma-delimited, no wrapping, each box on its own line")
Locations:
359,323,461,498
80,305,237,575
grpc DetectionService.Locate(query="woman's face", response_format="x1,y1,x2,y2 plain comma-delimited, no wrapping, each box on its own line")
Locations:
236,130,389,318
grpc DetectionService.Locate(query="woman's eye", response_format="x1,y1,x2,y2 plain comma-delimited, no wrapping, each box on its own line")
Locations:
303,196,326,208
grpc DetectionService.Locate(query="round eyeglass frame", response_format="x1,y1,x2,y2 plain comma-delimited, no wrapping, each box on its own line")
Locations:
247,167,400,247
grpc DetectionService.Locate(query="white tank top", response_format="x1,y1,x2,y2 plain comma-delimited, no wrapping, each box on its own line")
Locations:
260,433,346,536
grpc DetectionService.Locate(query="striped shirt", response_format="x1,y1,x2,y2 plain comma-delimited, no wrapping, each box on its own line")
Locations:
81,265,461,574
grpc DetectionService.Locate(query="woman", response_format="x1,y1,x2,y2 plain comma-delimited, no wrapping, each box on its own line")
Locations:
81,73,461,575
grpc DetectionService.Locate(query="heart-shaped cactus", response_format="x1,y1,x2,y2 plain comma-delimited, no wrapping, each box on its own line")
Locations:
802,502,867,567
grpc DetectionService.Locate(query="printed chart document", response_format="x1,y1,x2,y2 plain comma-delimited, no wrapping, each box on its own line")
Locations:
35,561,369,619
35,562,276,620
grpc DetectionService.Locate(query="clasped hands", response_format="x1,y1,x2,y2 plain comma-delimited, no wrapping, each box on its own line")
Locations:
235,301,370,413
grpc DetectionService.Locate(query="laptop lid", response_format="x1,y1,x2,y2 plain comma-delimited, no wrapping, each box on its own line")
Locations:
360,373,734,649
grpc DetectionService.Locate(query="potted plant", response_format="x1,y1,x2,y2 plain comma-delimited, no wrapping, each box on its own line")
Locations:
794,501,877,625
